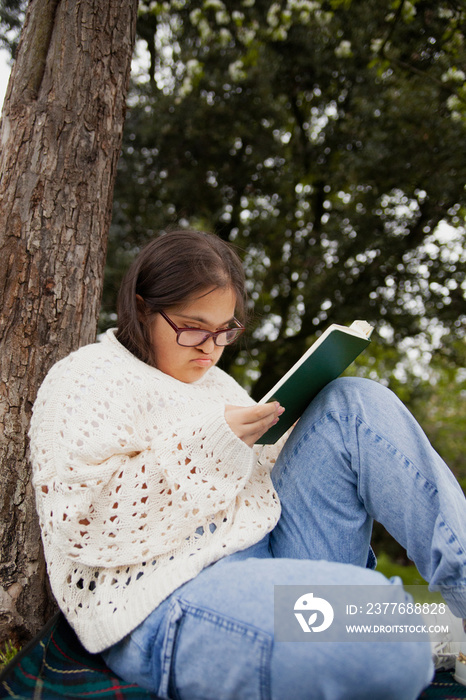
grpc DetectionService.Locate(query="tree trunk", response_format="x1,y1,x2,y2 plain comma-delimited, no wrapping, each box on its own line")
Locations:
0,0,138,647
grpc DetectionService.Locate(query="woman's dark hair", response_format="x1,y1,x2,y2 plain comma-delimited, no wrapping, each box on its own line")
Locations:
116,229,247,364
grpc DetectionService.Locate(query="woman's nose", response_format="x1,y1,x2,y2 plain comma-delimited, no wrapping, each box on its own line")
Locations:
198,335,216,352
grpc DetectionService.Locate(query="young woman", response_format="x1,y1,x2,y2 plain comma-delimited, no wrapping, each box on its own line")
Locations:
29,230,466,700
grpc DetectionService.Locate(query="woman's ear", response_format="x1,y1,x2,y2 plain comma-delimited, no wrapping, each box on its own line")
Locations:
135,294,147,323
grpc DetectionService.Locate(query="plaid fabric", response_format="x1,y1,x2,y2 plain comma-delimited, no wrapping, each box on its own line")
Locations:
0,613,160,699
1,612,466,699
420,671,466,699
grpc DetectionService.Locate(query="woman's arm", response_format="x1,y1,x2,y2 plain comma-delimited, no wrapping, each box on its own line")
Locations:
30,358,259,568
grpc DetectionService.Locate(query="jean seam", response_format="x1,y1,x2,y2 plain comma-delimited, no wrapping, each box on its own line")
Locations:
159,599,183,699
259,633,272,700
347,414,466,564
284,408,443,499
432,518,466,585
440,518,466,567
162,597,273,700
275,408,465,557
308,411,466,579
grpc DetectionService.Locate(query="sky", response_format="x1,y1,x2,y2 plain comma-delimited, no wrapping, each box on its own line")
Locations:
0,48,11,107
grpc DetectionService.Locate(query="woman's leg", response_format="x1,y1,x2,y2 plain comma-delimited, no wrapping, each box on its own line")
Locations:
269,377,466,616
103,551,433,700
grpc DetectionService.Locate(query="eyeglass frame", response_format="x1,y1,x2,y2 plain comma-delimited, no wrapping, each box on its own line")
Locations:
159,310,245,347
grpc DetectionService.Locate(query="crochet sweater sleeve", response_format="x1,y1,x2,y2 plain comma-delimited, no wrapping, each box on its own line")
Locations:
30,340,257,569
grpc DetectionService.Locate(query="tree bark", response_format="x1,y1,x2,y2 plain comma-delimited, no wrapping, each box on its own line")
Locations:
0,0,138,646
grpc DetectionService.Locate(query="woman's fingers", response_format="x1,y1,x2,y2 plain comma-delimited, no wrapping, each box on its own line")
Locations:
225,403,285,446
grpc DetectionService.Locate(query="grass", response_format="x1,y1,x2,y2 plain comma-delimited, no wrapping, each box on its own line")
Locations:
376,552,444,604
376,552,427,585
0,640,19,671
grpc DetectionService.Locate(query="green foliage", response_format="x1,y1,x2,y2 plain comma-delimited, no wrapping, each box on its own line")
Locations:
0,0,26,55
105,0,466,397
392,339,466,480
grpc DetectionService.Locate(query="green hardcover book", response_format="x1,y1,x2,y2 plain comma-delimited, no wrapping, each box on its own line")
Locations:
256,321,373,445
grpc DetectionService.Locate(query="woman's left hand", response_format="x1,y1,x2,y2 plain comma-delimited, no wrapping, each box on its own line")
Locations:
224,403,285,447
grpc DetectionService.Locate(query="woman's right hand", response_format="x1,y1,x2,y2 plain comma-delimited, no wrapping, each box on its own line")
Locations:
224,403,285,447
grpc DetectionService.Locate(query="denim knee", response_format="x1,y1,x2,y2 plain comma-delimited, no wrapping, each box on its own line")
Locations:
317,376,391,412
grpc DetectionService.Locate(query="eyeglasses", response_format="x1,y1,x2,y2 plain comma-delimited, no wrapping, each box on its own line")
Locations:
159,311,245,347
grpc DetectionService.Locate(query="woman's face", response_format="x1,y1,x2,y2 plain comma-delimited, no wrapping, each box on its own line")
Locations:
148,286,238,383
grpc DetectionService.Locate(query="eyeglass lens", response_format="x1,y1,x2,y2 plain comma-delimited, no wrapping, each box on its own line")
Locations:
178,328,242,347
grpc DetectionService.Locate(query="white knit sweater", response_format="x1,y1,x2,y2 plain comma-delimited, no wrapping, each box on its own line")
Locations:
29,330,282,653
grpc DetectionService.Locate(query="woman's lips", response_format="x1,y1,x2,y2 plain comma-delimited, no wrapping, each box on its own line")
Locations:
192,358,213,366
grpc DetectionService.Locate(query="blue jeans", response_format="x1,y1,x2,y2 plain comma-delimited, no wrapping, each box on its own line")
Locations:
102,378,466,700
